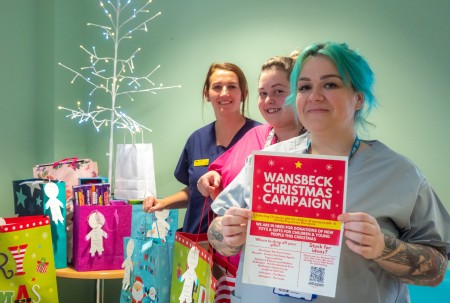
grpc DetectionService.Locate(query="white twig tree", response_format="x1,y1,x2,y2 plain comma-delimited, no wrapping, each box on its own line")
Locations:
58,0,180,183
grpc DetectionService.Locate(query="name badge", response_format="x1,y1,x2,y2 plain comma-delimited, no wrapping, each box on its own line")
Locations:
194,159,209,167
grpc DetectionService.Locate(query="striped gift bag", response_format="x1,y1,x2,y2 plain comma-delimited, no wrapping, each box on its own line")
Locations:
212,255,237,303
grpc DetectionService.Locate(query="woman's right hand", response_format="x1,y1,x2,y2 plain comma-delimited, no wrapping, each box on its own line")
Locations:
197,170,221,198
143,195,165,213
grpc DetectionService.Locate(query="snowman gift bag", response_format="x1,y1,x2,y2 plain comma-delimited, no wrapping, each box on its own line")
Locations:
12,178,67,269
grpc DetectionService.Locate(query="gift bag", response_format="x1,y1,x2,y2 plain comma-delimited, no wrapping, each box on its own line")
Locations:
0,215,59,303
114,143,157,200
131,204,178,242
12,178,67,269
33,157,99,202
120,238,174,303
33,157,99,263
170,232,216,303
72,200,131,271
212,255,237,303
170,195,236,303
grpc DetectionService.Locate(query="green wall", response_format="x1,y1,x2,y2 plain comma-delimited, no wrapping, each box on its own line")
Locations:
1,0,449,302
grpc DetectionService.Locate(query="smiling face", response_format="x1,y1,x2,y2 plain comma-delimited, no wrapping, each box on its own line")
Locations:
296,55,363,135
258,69,296,129
205,69,243,117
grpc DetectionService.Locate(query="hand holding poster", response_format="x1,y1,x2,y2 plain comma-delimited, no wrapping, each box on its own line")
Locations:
242,151,348,298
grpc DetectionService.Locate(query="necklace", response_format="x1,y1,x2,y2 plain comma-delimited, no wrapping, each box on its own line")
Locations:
306,136,361,159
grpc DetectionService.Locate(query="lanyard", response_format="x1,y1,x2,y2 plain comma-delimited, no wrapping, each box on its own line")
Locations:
264,128,276,148
306,136,361,159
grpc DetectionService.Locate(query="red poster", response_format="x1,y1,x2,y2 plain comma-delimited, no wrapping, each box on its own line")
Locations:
242,151,348,298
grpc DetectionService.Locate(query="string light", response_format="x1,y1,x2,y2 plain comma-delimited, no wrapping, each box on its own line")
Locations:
58,0,181,183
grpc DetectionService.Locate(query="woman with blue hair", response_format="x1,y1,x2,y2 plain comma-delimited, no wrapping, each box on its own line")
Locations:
208,42,450,302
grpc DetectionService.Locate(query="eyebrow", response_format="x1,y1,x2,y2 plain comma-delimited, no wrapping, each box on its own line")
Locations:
298,74,342,81
259,83,288,90
211,81,239,86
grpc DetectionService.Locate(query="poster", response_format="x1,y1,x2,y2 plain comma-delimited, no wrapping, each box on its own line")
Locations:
242,151,348,298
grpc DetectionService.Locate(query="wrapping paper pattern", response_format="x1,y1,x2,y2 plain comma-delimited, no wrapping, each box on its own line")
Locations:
0,215,59,303
72,201,131,271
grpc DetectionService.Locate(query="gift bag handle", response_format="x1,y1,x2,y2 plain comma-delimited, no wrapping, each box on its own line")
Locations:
196,187,218,237
141,211,164,252
121,130,145,144
52,157,79,169
196,195,217,253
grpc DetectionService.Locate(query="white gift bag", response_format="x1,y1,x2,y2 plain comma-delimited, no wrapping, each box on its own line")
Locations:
114,143,157,200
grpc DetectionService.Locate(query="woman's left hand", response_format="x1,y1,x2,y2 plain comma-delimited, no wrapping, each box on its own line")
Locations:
338,212,386,259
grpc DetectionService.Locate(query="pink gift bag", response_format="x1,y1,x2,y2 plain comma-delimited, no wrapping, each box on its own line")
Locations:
33,157,99,263
33,157,98,202
72,200,131,271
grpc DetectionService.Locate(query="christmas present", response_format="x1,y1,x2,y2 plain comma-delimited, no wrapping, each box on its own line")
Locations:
170,232,215,303
12,178,67,269
72,200,131,271
33,157,98,202
130,204,178,242
114,143,157,200
33,157,99,263
119,237,174,303
212,255,237,303
0,215,59,303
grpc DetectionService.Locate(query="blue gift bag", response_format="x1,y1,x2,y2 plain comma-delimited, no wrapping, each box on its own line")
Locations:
12,178,67,269
120,237,174,303
131,204,178,242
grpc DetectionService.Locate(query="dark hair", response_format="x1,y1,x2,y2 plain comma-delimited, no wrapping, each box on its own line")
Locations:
202,62,249,115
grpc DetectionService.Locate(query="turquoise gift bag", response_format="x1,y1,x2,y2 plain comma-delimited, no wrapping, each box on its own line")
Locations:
120,237,174,303
12,178,67,269
130,204,178,242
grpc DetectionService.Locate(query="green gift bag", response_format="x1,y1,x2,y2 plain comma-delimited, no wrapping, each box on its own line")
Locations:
0,215,59,303
170,232,214,303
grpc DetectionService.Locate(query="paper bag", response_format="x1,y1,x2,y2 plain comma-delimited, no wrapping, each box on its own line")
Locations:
130,205,178,242
114,144,157,200
72,201,131,271
212,255,237,303
12,178,67,269
33,157,99,263
170,232,216,303
0,215,59,303
120,238,174,303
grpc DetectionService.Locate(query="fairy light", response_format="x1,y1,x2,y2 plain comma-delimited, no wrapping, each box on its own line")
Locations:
58,0,181,183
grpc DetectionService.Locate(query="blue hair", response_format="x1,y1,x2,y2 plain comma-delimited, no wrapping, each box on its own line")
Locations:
286,42,377,131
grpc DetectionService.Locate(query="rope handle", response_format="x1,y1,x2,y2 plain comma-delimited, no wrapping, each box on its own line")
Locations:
142,211,162,239
195,195,218,255
141,210,165,252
